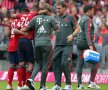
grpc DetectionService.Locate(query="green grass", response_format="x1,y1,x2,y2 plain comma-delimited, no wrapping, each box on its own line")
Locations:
0,81,108,90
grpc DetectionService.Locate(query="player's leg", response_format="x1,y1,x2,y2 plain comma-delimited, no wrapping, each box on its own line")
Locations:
90,63,99,82
23,62,34,90
24,39,35,86
18,38,35,87
17,62,26,87
40,46,53,90
27,62,41,90
61,45,72,90
88,63,100,89
26,63,33,82
76,49,86,89
17,38,26,89
52,46,62,90
7,51,19,90
88,46,101,89
27,46,42,90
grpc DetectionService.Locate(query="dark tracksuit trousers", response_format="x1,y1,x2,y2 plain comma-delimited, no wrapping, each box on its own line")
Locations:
30,46,52,88
76,43,99,86
53,45,72,86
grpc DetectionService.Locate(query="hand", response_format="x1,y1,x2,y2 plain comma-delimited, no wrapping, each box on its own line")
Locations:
89,46,94,51
56,29,60,32
13,28,18,32
67,34,74,43
23,32,29,38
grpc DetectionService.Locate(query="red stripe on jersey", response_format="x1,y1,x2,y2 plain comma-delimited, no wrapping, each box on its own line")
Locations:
87,19,93,46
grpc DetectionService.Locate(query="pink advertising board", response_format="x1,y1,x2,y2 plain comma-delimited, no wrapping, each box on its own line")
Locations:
0,71,108,84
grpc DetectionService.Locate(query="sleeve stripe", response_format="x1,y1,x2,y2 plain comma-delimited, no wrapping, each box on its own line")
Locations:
87,19,93,46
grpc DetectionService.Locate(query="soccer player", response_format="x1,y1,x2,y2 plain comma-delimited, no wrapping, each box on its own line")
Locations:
76,5,101,89
12,4,51,90
6,18,26,90
21,3,59,90
14,6,38,90
52,1,80,90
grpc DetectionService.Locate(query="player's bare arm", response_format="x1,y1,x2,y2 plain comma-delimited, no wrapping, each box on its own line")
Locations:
38,9,48,14
13,28,29,37
11,14,17,18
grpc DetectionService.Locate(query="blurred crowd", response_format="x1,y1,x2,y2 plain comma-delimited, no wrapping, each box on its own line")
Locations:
0,0,108,66
0,0,108,46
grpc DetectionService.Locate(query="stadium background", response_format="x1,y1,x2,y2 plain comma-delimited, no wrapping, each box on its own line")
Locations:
0,0,108,89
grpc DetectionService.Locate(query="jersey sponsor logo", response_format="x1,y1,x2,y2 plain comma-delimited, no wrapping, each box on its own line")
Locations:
37,18,43,25
37,18,49,24
37,18,50,33
37,25,46,33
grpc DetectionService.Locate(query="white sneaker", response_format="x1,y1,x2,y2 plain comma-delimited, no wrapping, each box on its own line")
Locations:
6,85,13,90
27,79,35,90
40,86,47,90
63,85,72,90
88,82,101,89
23,84,29,90
77,84,87,90
17,86,23,90
52,85,62,90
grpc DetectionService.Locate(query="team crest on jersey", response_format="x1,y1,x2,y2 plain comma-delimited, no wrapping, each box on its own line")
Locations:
64,18,69,22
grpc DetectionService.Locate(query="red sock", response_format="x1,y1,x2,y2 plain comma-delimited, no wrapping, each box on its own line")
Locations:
17,67,25,87
26,71,32,80
8,67,15,86
23,68,26,86
26,71,32,85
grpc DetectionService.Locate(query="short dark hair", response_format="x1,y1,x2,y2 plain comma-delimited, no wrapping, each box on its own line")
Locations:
83,5,93,13
56,1,66,8
21,8,29,13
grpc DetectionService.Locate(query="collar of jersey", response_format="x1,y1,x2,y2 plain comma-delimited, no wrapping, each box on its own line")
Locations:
59,13,67,18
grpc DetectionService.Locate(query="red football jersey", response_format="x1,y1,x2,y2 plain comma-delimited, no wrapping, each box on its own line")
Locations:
8,19,21,52
17,12,38,39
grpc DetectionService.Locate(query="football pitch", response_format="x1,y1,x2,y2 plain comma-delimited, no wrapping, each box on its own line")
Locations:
0,81,108,90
